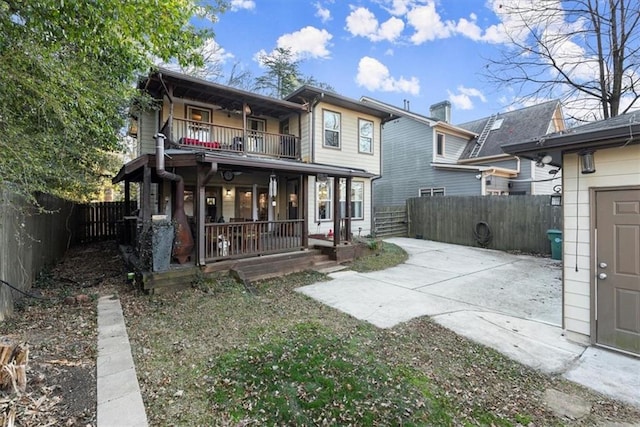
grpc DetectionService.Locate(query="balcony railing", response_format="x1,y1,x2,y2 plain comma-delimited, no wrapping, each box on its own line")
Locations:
204,219,304,261
171,118,299,159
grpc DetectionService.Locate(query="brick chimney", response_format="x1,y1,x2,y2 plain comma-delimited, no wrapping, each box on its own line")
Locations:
430,101,451,123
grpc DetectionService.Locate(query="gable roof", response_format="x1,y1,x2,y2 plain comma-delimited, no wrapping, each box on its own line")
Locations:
457,100,561,160
286,87,395,119
502,110,640,166
359,96,477,136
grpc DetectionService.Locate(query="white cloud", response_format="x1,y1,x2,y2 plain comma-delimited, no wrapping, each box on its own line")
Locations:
406,1,454,44
386,0,414,16
230,0,255,11
355,56,420,95
384,48,394,56
345,7,404,42
448,86,486,110
315,2,331,23
276,26,333,59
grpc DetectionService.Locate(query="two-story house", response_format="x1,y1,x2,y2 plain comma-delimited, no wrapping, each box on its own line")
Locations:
113,68,392,275
366,98,565,208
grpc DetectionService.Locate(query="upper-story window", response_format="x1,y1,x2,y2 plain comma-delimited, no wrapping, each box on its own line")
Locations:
436,133,445,157
323,110,341,148
188,106,211,123
358,119,373,154
248,117,265,133
187,106,212,141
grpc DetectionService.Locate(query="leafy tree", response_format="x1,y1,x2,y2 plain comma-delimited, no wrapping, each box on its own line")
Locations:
484,0,640,122
255,47,334,98
0,0,224,204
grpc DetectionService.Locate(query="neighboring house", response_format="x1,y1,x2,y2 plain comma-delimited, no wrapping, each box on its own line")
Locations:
113,68,392,270
503,112,640,356
366,98,565,207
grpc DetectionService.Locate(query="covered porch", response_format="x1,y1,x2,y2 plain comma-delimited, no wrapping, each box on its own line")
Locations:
113,149,373,272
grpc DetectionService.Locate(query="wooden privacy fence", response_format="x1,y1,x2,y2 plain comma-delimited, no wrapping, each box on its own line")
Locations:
72,201,137,245
0,191,74,320
373,206,408,237
407,195,562,254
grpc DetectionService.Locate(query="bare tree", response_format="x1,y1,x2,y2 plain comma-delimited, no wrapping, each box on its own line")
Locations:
485,0,640,122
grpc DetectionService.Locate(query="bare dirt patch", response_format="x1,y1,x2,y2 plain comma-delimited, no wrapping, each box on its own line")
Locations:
0,241,130,426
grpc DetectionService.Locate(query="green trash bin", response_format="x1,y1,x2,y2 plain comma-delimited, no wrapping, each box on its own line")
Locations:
546,229,562,260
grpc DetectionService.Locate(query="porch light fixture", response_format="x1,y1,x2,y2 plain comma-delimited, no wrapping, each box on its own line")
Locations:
225,189,231,197
550,184,562,206
580,150,596,174
535,153,553,167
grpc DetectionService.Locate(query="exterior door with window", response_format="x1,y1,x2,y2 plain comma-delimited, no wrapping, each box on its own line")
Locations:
595,188,640,355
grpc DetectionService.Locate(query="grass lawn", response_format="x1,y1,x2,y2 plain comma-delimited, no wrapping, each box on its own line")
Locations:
121,241,639,426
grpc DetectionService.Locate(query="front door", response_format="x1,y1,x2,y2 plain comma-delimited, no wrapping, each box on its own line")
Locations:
595,188,640,355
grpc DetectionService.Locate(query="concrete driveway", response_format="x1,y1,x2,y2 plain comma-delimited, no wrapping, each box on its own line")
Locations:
297,237,640,409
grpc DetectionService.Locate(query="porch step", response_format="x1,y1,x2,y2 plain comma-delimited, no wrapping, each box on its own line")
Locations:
313,263,347,274
230,250,339,285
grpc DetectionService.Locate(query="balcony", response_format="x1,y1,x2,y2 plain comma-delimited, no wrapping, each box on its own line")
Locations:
171,117,300,159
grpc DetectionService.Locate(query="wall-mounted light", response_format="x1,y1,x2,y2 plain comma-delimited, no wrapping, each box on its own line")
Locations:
550,184,562,206
475,173,482,180
580,150,596,174
536,153,553,167
225,189,231,197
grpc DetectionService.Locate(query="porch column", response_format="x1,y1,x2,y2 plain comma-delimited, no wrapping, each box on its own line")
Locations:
141,164,152,231
301,175,308,248
196,164,206,266
345,177,352,242
197,162,218,266
332,176,340,246
124,180,131,215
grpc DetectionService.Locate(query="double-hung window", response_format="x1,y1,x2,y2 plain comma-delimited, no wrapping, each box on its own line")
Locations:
420,187,445,197
339,180,364,219
323,110,341,148
316,178,333,220
358,119,373,154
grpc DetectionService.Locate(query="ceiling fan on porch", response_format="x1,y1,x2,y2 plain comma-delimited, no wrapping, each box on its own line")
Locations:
221,170,244,181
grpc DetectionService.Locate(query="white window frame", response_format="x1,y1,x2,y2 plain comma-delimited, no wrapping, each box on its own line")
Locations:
339,180,364,220
323,110,341,149
316,178,333,221
358,119,373,154
436,133,445,157
419,187,445,197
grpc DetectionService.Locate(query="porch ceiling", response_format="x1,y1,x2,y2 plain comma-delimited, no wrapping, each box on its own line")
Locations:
142,68,307,118
113,151,375,184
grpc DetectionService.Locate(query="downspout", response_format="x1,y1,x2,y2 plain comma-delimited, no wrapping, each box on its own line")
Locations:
308,93,324,164
154,133,194,264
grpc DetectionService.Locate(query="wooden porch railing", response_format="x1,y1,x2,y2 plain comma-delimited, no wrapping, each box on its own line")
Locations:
172,118,299,159
204,219,304,261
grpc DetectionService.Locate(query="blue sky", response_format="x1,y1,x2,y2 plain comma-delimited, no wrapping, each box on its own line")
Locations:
195,0,552,124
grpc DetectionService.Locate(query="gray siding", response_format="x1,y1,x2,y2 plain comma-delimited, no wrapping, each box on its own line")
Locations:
442,133,469,162
374,117,434,207
510,159,533,194
429,169,482,195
